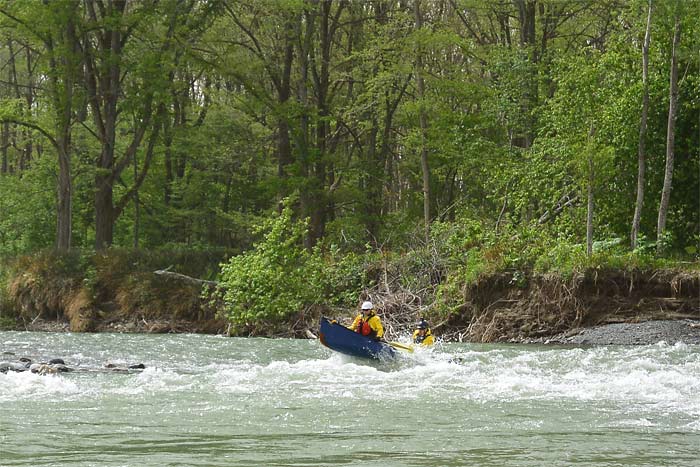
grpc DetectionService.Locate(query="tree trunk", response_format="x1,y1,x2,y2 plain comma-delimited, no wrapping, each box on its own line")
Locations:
162,101,174,206
93,100,118,250
1,5,77,249
1,121,7,173
631,0,652,250
21,44,33,170
309,0,333,246
56,147,72,250
586,154,594,256
133,145,140,249
414,0,431,241
86,0,123,250
85,1,178,249
586,123,596,256
50,9,79,251
311,0,344,245
365,121,381,242
94,173,115,249
298,6,314,249
657,14,681,253
276,19,295,186
514,0,538,148
3,38,15,174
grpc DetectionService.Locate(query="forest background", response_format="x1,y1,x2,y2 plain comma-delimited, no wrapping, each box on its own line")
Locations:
0,0,697,340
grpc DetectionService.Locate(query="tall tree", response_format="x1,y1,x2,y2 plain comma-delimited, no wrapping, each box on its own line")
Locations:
48,4,79,251
631,0,652,250
0,1,81,250
413,0,431,240
586,124,596,256
656,10,681,253
222,1,298,198
81,1,182,249
354,1,412,243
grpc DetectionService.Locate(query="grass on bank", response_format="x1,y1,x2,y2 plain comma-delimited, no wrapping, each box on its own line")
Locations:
0,248,230,331
0,213,697,334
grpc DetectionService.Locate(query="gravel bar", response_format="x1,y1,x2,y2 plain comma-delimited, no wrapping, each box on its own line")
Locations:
543,319,700,345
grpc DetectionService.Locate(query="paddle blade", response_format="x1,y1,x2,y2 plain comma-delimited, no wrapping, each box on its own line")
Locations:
388,341,414,353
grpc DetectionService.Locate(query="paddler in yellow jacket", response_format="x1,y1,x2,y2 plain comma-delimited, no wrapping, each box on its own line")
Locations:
349,301,384,341
412,318,434,346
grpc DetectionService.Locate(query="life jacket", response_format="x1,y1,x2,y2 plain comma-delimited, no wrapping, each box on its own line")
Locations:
414,329,432,344
356,314,377,338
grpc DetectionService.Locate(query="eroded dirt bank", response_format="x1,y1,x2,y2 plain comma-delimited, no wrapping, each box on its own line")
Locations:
4,263,699,344
440,268,699,344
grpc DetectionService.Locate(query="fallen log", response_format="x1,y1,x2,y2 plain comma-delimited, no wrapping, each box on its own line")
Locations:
154,266,221,288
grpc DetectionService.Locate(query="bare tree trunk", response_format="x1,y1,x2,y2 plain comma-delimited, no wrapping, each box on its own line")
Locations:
363,3,394,243
587,155,594,256
2,38,15,174
657,14,681,253
162,101,174,206
1,121,7,173
514,0,538,148
1,5,77,250
414,0,431,241
21,44,33,170
86,0,123,250
133,145,140,249
223,3,296,200
56,147,72,250
586,123,596,256
85,1,180,249
298,6,314,249
276,18,295,197
631,0,652,250
365,122,381,242
307,0,340,246
49,9,79,251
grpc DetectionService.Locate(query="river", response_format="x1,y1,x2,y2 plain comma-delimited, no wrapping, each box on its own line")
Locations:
1,331,699,466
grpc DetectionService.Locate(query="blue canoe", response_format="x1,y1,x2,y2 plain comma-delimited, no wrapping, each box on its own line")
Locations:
318,317,396,360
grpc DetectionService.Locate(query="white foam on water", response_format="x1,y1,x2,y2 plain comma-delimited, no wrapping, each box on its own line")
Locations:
4,331,699,429
298,344,700,414
112,366,194,395
192,341,700,418
211,354,387,400
684,419,700,431
616,417,657,428
0,370,80,401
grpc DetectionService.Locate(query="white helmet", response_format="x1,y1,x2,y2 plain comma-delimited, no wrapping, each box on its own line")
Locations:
361,301,374,310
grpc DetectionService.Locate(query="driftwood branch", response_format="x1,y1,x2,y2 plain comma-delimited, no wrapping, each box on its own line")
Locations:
538,193,579,224
154,266,221,288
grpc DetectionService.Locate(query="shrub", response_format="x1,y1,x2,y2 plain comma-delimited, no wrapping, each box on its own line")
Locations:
219,205,325,331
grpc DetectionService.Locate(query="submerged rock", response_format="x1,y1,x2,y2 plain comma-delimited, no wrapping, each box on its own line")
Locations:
0,361,29,373
0,357,146,375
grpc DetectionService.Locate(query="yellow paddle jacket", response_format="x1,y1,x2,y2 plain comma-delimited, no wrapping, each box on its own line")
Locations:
349,312,384,339
412,329,434,346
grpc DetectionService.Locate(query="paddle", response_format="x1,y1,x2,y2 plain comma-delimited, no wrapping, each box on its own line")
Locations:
387,341,414,353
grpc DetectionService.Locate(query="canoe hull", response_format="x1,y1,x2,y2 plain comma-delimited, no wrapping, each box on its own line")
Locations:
319,317,395,360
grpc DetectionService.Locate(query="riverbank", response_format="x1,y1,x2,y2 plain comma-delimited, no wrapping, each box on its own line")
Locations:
528,319,700,345
436,267,699,344
1,250,698,344
17,316,700,346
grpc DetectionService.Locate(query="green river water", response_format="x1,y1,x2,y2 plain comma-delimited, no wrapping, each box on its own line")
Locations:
1,331,699,466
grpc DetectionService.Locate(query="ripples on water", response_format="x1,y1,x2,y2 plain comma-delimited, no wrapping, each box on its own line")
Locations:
1,331,699,467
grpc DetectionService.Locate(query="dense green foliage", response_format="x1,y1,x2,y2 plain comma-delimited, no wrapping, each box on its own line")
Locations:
0,1,697,326
219,201,376,330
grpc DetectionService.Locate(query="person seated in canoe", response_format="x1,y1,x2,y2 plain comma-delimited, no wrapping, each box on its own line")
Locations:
412,318,434,346
349,301,385,341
